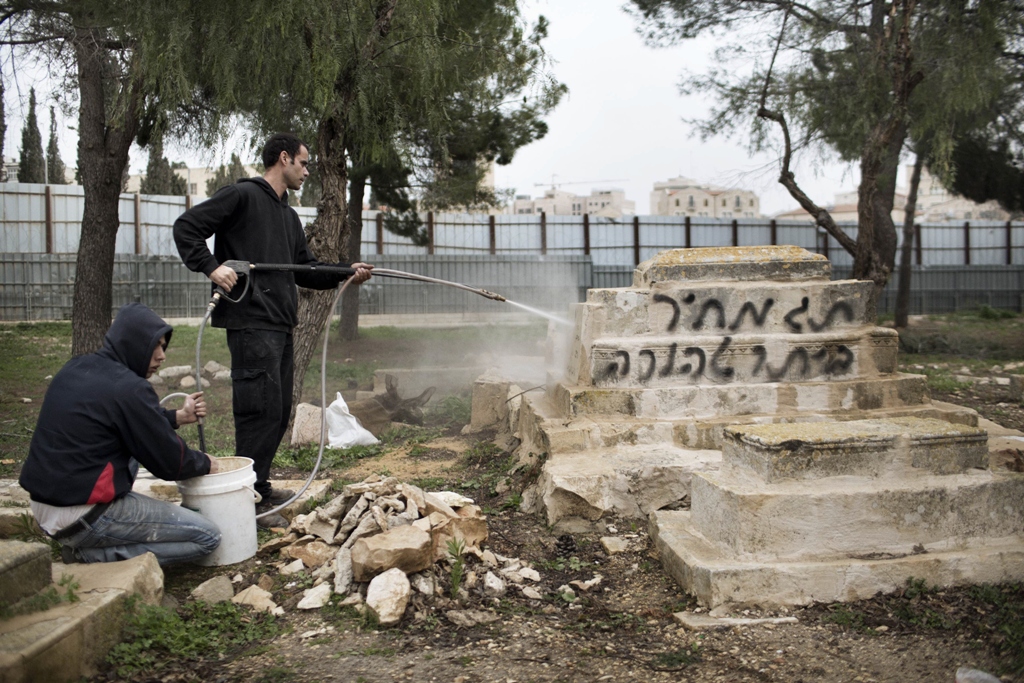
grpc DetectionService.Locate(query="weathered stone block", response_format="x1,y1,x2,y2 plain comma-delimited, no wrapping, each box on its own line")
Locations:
350,525,432,582
0,541,51,609
632,246,831,287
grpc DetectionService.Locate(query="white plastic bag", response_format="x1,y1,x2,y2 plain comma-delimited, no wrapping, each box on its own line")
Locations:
325,392,379,449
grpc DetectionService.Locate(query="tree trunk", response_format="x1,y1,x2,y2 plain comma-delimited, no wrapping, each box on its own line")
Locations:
70,29,141,356
894,153,924,328
291,114,350,414
339,172,367,341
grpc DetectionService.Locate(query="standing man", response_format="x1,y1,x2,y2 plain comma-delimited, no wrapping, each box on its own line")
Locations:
20,303,221,565
174,133,372,527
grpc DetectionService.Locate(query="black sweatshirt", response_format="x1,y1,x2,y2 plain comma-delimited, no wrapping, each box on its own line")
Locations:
20,303,211,507
173,177,349,332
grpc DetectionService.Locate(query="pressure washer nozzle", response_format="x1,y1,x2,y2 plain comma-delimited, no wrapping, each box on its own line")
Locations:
480,289,506,302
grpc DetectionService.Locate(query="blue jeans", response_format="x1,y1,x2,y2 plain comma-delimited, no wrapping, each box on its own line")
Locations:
227,328,293,500
60,492,221,566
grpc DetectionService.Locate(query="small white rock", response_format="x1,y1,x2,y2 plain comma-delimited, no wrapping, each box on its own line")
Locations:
521,586,542,600
280,559,306,575
297,583,333,609
483,571,506,598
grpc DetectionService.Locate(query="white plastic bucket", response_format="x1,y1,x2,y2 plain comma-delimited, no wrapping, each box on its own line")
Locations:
177,456,259,566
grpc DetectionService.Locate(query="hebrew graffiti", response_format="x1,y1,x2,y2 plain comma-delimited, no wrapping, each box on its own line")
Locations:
654,292,855,334
595,342,855,385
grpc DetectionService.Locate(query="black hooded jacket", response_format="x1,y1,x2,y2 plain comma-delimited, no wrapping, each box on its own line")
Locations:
19,303,211,507
173,177,348,332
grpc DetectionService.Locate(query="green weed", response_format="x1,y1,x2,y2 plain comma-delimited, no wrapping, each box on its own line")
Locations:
651,643,702,669
822,604,868,631
410,476,447,490
0,574,78,619
106,599,279,678
447,538,466,599
427,396,472,425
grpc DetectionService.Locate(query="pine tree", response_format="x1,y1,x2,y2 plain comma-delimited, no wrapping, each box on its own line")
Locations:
17,88,45,183
140,136,186,195
205,153,249,196
46,106,68,184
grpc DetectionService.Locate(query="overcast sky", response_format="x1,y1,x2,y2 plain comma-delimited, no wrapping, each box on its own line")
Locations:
3,0,896,216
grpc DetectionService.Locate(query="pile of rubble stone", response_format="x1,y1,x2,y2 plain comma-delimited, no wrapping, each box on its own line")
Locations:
227,475,600,626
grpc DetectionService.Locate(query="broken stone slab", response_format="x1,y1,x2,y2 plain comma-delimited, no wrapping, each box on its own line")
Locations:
445,609,500,628
366,568,411,625
422,492,459,519
190,575,234,604
1011,375,1024,401
342,514,385,550
280,559,305,575
259,532,299,555
283,540,336,569
468,372,511,432
336,496,371,538
318,490,361,522
158,365,192,380
428,491,475,508
351,525,432,582
673,611,799,631
569,575,603,592
179,375,210,389
297,583,333,610
399,483,427,515
213,370,231,381
334,547,354,595
203,360,228,375
232,585,284,616
291,403,324,447
409,572,436,596
600,537,630,554
429,515,488,561
483,571,506,597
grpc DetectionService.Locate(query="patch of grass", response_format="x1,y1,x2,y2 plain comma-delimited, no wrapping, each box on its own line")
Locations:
254,668,298,683
0,574,79,619
106,599,279,678
363,646,397,657
276,442,384,471
968,583,1024,676
410,476,447,490
426,396,471,425
822,604,869,631
462,440,503,467
651,643,702,669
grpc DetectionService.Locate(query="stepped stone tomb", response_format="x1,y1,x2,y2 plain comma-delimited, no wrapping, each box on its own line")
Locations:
497,245,1024,605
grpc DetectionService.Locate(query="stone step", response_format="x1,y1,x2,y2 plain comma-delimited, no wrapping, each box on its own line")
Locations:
690,468,1024,560
633,246,832,286
650,509,1024,608
0,541,51,609
550,373,930,420
722,416,989,482
516,393,977,457
529,444,721,525
583,278,875,341
583,327,897,387
0,553,163,683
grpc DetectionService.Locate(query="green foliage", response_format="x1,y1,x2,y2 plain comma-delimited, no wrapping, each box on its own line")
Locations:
107,600,279,678
977,305,1018,321
0,575,78,620
140,136,187,196
206,153,251,197
276,442,384,471
45,106,67,185
651,643,702,669
426,396,472,425
17,88,44,184
822,604,870,631
446,538,466,599
968,583,1024,676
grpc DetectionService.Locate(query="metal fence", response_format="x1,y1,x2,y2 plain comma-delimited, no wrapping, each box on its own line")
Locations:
1,182,1022,321
0,253,592,321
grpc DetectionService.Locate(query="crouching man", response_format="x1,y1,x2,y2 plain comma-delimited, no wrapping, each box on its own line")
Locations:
19,303,221,566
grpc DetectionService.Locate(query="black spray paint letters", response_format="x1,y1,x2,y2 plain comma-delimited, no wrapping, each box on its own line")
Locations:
601,340,854,384
654,294,854,334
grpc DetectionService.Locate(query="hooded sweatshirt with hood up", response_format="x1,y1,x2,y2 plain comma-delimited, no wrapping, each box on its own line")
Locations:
172,176,349,333
19,303,211,507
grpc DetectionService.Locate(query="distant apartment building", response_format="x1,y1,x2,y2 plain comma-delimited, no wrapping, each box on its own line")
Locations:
511,187,635,218
126,164,260,198
775,166,1011,223
650,176,761,218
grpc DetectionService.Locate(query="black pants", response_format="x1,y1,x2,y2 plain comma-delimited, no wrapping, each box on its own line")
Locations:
226,328,293,500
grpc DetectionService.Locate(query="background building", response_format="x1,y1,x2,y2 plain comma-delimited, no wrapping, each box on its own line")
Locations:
649,176,761,218
774,166,1012,223
126,164,260,198
511,187,635,218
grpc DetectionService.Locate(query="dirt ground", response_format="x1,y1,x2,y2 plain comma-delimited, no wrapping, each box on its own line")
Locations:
5,315,1020,683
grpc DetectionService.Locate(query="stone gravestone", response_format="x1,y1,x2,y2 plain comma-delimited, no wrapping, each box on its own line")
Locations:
510,245,1024,606
518,246,976,524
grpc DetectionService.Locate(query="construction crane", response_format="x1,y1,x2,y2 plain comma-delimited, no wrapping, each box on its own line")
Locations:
534,174,628,191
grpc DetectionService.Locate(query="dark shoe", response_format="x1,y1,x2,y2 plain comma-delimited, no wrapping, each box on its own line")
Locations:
256,510,288,529
265,487,295,505
60,545,80,564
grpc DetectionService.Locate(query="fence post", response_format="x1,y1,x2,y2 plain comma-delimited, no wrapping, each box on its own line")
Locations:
375,213,384,255
488,214,496,255
821,229,829,260
684,215,691,248
770,218,777,246
731,219,738,247
427,211,434,255
633,215,641,266
964,221,971,265
134,193,142,255
914,224,922,265
44,185,53,254
540,211,547,255
185,193,193,210
583,213,590,256
1007,220,1013,266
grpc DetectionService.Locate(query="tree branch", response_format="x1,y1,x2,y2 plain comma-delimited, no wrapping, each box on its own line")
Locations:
757,105,858,255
